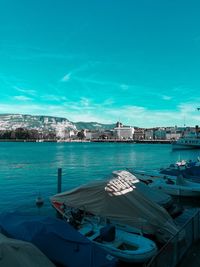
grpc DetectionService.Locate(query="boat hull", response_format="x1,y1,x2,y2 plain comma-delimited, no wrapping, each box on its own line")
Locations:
95,233,157,263
151,185,200,197
135,170,200,197
51,201,157,263
172,144,200,150
150,179,200,197
0,213,118,267
172,136,200,150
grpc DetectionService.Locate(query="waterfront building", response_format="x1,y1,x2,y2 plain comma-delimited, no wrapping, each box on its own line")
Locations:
166,131,181,140
100,130,114,139
144,128,155,140
85,130,101,140
56,127,77,140
68,130,77,138
154,128,166,140
85,130,92,140
165,126,189,140
113,122,134,140
133,128,145,140
85,129,114,140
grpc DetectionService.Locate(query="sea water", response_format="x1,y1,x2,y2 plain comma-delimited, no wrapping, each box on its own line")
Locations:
0,142,200,214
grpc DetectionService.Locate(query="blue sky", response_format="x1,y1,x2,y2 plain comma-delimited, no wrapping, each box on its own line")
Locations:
0,0,200,127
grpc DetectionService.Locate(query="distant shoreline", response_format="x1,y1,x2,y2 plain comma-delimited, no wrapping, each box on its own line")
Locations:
0,139,172,144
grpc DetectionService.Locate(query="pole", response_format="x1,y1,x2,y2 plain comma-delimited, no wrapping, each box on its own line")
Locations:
57,168,62,193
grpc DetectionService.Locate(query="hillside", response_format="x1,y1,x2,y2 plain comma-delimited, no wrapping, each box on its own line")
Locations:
74,121,116,130
0,114,118,131
0,114,76,135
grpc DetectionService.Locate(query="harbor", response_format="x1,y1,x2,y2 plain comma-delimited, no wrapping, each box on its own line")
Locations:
1,0,200,265
0,142,200,266
2,142,200,213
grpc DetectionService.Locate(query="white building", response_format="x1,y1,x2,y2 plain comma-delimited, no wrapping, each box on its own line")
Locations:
113,122,134,139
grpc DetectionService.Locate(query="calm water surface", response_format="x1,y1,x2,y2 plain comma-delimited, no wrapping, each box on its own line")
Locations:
0,142,200,214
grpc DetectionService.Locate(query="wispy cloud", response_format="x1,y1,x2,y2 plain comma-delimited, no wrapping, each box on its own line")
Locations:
14,86,37,96
106,106,183,127
63,98,96,111
14,95,33,101
80,97,90,107
1,100,200,127
42,94,67,101
102,98,114,106
61,73,71,82
60,61,101,82
178,102,200,115
162,95,172,101
120,84,129,91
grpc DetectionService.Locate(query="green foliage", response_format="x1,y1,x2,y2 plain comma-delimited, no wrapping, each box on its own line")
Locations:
0,128,56,140
77,130,85,140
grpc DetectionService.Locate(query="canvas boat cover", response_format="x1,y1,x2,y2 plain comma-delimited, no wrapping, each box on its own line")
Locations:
0,233,55,267
114,171,172,207
51,170,178,238
0,213,117,267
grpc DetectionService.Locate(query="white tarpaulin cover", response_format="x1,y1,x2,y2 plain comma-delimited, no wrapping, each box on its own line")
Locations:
51,171,178,238
113,171,172,207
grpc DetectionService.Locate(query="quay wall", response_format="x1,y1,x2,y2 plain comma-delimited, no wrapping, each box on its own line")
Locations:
0,139,172,144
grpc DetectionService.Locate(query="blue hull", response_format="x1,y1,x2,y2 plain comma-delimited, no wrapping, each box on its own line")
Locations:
0,213,117,267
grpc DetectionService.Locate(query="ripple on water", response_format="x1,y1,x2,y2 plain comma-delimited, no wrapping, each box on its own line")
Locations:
0,142,200,214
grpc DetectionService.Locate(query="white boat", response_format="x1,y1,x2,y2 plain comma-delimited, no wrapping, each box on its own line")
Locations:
52,202,157,263
159,158,200,181
172,132,200,150
79,219,157,263
127,170,183,217
114,170,172,208
137,172,200,197
51,171,179,243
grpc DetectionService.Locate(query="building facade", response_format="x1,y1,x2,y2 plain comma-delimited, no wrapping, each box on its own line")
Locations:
113,122,134,139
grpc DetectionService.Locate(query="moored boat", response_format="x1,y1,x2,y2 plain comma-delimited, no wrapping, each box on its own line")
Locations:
135,172,200,197
0,232,55,267
159,158,200,181
115,170,172,208
172,132,200,150
128,169,183,217
50,170,179,243
52,201,157,263
0,213,118,267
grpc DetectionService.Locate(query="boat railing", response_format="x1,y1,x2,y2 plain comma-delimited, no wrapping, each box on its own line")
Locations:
144,209,200,267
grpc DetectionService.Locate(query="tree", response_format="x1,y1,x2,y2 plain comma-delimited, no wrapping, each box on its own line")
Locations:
15,128,29,139
77,130,85,140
